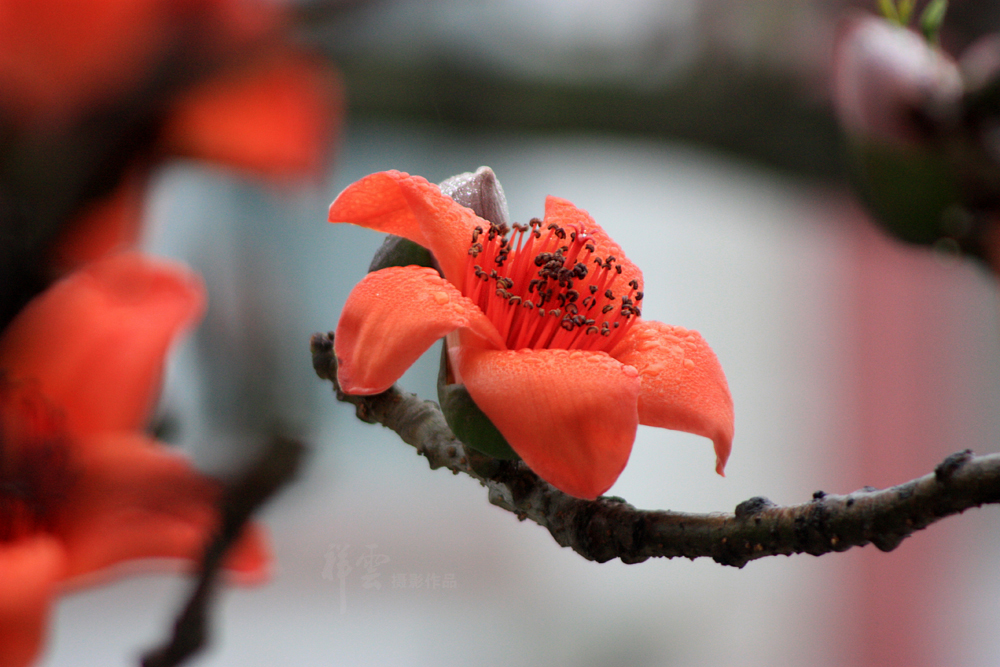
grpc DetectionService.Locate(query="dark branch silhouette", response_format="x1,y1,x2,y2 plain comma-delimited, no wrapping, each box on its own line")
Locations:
142,435,307,667
312,331,1000,568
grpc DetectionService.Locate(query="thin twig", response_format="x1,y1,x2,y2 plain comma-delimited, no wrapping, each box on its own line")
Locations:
142,435,307,667
312,331,1000,568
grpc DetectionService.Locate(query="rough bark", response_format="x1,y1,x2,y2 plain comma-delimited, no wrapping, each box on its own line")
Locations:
312,331,1000,567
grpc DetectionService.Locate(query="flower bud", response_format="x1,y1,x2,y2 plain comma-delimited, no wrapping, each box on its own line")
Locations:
833,15,962,147
438,166,510,226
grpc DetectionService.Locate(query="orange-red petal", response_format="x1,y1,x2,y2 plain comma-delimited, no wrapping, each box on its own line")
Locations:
455,345,641,499
0,0,285,127
335,266,504,395
611,320,734,475
56,432,269,583
329,171,483,290
0,253,205,437
162,51,343,179
543,196,643,293
0,535,65,667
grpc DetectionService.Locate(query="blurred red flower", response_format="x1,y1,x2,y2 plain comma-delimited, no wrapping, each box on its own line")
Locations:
0,253,269,667
0,0,342,274
0,0,279,128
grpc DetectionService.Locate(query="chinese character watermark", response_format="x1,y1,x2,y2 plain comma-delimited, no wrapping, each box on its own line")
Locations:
357,544,391,591
392,572,457,590
321,543,353,614
323,542,456,611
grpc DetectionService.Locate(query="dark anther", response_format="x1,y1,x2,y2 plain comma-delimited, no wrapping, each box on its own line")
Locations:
604,289,614,300
629,279,639,290
615,265,622,274
589,285,598,294
635,291,644,301
602,304,614,314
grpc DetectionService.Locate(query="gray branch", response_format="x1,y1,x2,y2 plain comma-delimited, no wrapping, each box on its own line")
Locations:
311,332,1000,568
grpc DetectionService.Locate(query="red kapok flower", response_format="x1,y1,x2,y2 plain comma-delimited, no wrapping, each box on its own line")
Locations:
0,253,268,667
328,169,734,500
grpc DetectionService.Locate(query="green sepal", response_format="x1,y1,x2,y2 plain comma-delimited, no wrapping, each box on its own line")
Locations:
436,342,520,461
367,235,435,273
919,0,947,44
845,136,962,246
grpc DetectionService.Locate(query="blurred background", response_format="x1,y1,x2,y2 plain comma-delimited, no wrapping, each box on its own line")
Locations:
31,0,1000,665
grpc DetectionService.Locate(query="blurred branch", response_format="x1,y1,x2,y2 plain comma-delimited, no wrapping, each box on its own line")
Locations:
312,331,1000,568
328,56,843,181
142,435,307,667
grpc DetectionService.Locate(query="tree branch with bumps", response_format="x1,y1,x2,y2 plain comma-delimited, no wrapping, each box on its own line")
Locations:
312,331,1000,568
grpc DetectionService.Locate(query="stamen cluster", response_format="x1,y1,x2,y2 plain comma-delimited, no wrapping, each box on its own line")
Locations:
0,380,72,542
464,218,642,351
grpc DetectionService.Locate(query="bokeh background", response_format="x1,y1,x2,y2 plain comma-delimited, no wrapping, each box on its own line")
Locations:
41,1,1000,665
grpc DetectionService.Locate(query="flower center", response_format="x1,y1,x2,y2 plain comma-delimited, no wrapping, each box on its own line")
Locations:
463,218,642,351
0,378,74,542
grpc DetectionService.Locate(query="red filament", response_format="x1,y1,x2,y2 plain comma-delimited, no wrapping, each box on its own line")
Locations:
463,218,642,351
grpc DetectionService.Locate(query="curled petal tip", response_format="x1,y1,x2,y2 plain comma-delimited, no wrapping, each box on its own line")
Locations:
612,321,734,473
222,523,272,586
